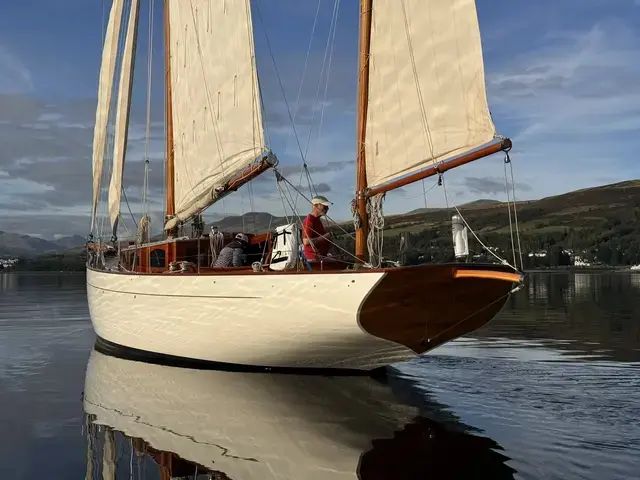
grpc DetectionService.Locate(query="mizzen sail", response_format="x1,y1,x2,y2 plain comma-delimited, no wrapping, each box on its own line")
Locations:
108,0,140,234
165,0,265,230
91,0,125,233
364,0,496,189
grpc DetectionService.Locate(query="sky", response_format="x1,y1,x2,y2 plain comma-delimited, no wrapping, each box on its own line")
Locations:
1,0,640,239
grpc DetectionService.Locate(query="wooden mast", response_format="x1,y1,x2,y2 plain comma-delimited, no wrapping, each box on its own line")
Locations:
355,0,373,262
164,0,176,238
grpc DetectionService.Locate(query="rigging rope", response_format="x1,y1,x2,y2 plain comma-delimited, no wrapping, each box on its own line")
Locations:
136,214,150,245
277,169,355,240
209,227,224,266
254,3,310,181
142,0,155,218
504,156,517,268
255,1,341,211
440,175,518,271
121,186,138,232
286,0,322,160
505,150,524,270
366,193,385,267
310,0,341,162
275,169,363,264
295,0,341,207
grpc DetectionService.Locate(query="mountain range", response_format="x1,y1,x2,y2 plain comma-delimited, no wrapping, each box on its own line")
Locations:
0,233,86,257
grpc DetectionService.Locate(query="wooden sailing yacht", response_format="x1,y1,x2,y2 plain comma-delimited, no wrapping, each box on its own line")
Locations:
86,0,523,372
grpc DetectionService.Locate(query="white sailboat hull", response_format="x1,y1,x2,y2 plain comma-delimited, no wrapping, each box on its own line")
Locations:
86,267,417,371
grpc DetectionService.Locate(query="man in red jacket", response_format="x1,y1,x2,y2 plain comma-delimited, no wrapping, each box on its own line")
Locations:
301,195,333,261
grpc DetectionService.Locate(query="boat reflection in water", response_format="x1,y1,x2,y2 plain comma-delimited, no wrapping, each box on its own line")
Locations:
83,349,516,479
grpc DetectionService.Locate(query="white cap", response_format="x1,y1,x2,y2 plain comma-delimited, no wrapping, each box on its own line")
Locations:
311,195,332,207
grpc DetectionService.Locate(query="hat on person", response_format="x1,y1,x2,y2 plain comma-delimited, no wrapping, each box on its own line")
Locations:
311,195,333,207
235,233,249,243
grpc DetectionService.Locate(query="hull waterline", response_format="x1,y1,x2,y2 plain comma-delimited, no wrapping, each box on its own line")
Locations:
86,264,520,371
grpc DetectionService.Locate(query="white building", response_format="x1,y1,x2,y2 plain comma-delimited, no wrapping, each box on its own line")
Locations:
0,258,18,269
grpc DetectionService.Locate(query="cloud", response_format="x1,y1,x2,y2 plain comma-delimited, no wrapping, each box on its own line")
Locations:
309,182,331,194
274,160,354,178
388,18,639,215
487,20,640,170
462,176,533,196
0,45,33,93
0,93,169,238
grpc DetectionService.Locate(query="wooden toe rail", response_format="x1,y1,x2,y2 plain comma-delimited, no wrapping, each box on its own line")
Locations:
453,268,524,284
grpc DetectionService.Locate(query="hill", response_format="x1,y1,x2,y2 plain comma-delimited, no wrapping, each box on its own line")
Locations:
406,198,501,215
0,232,86,257
53,235,87,250
208,212,293,232
0,231,59,257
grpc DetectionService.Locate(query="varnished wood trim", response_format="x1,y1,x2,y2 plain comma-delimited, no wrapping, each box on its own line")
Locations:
250,232,271,245
357,263,516,355
453,268,523,283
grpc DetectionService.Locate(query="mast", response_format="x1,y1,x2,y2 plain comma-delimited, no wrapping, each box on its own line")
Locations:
164,0,176,237
355,0,373,262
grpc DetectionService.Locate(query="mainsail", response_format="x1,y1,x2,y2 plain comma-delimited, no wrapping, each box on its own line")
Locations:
91,0,125,233
108,0,140,234
364,0,496,189
164,0,266,230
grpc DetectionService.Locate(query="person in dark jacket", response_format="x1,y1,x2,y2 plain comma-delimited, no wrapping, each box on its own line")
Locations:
214,233,250,267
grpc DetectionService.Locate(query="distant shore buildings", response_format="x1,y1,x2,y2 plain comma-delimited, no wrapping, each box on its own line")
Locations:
0,258,18,269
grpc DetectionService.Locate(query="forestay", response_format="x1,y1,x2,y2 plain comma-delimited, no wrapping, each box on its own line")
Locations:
108,0,140,234
91,0,125,233
364,0,496,189
165,0,265,230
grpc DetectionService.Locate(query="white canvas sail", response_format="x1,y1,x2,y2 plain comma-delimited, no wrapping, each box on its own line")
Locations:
165,0,265,230
91,0,125,234
108,0,140,233
364,0,496,189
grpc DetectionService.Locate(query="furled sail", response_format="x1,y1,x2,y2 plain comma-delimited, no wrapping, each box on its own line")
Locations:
108,0,140,234
165,0,265,230
91,0,125,233
364,0,496,189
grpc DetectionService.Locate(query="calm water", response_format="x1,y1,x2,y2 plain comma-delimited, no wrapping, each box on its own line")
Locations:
0,271,638,479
